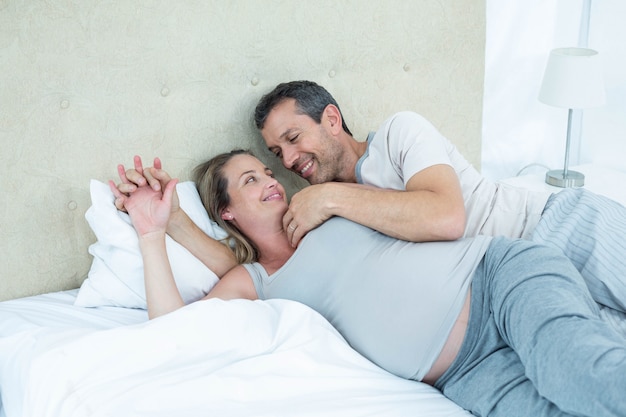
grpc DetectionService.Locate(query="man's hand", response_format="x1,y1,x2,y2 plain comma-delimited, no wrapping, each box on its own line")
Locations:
282,184,335,247
282,164,466,246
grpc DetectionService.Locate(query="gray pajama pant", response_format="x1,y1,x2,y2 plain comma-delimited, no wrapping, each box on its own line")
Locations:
532,188,626,312
435,237,626,417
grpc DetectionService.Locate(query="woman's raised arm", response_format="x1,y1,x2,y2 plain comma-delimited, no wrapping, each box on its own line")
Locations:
113,178,184,319
112,156,238,278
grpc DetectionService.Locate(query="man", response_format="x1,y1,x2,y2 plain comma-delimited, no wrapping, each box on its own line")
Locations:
254,80,626,312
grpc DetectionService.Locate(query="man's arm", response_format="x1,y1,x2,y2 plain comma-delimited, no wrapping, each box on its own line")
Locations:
283,164,466,246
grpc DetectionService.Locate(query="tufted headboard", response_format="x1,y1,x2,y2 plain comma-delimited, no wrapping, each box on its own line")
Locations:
0,1,485,301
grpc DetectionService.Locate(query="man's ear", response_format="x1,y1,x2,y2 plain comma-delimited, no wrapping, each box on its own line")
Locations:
221,209,234,221
323,104,343,135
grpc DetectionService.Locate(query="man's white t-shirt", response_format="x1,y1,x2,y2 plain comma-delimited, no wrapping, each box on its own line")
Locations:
355,111,551,239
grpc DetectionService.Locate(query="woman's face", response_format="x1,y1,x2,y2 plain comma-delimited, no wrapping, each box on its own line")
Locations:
220,154,288,226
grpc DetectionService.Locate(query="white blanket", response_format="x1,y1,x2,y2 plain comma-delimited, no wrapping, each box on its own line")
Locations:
2,298,471,417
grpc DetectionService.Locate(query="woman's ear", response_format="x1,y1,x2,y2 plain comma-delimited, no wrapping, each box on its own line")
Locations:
221,209,233,221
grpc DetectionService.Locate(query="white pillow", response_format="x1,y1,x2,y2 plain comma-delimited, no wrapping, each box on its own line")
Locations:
75,179,228,309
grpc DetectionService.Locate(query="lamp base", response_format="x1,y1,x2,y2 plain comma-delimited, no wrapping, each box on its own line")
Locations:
545,169,585,188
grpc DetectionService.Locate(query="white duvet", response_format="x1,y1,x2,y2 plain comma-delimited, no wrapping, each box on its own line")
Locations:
0,298,471,417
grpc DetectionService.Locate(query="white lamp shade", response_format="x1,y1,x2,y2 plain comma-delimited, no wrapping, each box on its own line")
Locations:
538,47,606,109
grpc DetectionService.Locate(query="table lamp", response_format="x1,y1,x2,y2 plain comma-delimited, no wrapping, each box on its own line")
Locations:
538,47,606,187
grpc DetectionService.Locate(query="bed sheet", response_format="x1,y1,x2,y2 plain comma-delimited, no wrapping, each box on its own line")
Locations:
0,289,147,335
0,291,472,417
2,290,624,417
0,290,148,417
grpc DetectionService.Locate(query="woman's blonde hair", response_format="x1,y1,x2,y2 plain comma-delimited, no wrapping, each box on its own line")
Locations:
193,149,260,264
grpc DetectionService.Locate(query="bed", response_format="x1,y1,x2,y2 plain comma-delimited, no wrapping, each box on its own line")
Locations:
3,178,626,417
0,182,476,417
0,290,476,417
2,179,479,417
5,1,621,416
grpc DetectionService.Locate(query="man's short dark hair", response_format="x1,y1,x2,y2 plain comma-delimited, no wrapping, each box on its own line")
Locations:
254,80,352,136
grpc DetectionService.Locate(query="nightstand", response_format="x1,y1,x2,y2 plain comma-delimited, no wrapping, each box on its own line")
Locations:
498,164,626,207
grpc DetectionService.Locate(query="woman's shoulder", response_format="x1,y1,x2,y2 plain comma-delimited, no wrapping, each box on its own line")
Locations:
207,264,259,300
240,262,265,277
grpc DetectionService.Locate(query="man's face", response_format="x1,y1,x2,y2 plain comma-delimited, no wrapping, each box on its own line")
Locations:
260,99,345,185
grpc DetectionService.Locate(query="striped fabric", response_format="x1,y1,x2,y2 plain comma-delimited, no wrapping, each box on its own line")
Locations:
531,188,626,312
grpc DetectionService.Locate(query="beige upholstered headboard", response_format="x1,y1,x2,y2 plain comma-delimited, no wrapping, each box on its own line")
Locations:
0,1,485,301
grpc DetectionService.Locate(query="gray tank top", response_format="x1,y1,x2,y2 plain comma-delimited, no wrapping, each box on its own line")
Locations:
243,217,492,381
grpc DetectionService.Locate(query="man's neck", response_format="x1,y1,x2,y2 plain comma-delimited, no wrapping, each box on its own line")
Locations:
334,133,368,183
354,137,368,159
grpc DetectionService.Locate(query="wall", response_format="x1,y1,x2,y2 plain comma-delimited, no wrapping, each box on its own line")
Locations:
0,0,486,301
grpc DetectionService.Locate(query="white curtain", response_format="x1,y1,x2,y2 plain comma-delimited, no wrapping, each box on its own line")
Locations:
482,0,626,180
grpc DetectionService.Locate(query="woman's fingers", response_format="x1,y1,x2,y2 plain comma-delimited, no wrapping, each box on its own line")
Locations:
162,178,178,204
117,164,130,184
108,180,127,212
143,168,161,191
113,156,167,209
133,155,144,175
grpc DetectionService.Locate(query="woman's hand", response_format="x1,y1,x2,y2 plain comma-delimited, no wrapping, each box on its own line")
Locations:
111,178,179,238
112,156,181,219
113,177,185,320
